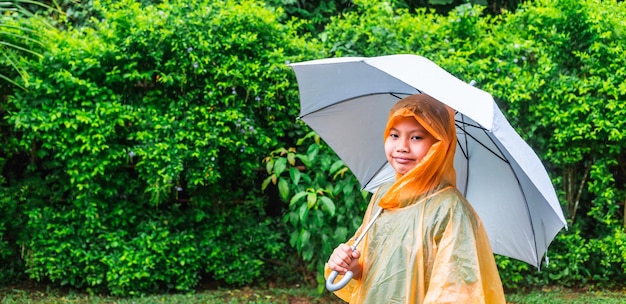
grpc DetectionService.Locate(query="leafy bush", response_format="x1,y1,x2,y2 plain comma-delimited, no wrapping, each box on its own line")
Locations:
25,197,284,296
262,132,370,290
1,9,51,277
491,0,626,233
2,0,322,295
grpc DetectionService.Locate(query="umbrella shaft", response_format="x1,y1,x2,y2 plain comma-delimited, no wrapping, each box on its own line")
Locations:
352,208,383,249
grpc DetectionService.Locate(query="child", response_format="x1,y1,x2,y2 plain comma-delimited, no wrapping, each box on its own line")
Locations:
326,94,506,303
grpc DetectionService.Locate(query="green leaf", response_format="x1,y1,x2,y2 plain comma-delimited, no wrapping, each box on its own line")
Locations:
261,175,273,191
274,157,287,177
265,158,274,174
289,230,299,247
295,154,310,167
290,191,308,206
334,227,348,243
278,178,290,201
319,196,336,217
306,144,319,163
307,192,317,209
287,152,296,166
298,203,309,222
289,167,301,186
300,229,311,246
329,160,345,175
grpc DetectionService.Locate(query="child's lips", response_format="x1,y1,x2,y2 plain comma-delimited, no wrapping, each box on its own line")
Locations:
394,157,414,164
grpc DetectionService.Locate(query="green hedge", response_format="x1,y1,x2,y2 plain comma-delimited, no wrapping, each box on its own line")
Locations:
1,0,322,295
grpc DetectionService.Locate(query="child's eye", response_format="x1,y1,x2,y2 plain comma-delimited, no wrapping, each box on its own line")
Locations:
389,133,399,138
411,136,422,140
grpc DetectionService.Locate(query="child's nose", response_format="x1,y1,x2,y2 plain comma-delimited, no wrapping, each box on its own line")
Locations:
396,138,409,152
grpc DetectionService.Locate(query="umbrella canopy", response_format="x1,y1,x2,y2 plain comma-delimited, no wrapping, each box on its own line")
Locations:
289,54,567,268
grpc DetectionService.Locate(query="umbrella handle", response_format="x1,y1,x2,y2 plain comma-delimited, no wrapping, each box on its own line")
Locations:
326,270,353,292
325,208,384,292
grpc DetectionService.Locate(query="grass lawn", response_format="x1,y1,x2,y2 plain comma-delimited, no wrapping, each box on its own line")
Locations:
1,284,625,303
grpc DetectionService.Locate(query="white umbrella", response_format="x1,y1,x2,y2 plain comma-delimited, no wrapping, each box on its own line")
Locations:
289,54,567,268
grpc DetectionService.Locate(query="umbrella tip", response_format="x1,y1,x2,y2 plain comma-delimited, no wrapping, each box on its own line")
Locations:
469,80,477,87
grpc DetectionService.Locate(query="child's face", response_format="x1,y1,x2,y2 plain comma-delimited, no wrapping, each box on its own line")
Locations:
384,116,437,176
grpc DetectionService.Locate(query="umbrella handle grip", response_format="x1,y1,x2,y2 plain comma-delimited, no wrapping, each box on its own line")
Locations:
326,270,353,292
326,210,381,292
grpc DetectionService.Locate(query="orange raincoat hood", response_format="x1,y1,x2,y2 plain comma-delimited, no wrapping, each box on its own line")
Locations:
379,94,457,209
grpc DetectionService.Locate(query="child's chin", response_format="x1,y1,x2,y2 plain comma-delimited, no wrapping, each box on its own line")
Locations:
393,166,416,175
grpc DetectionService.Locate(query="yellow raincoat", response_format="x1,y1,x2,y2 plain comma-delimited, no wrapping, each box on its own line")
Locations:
325,94,506,303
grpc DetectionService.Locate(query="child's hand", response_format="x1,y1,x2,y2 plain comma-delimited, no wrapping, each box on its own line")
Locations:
328,244,362,279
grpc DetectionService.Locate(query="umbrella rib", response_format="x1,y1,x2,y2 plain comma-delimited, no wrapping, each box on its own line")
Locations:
509,152,541,268
524,183,540,268
297,92,418,119
454,117,470,160
454,119,484,130
456,113,470,197
454,121,509,164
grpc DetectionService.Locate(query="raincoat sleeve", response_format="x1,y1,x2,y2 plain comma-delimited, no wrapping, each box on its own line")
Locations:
422,194,505,303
